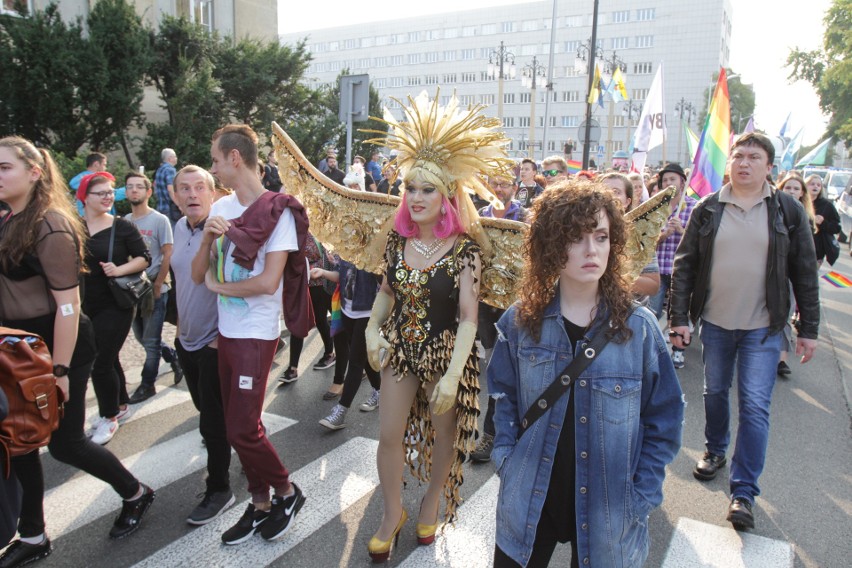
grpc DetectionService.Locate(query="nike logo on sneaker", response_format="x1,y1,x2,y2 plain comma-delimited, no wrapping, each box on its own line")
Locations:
284,498,298,517
252,517,266,528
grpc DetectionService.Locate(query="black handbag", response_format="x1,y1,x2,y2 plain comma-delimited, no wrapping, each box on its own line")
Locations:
516,328,612,440
106,220,152,310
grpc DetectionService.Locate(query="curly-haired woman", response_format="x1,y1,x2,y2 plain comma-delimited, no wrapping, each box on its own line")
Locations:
488,181,684,568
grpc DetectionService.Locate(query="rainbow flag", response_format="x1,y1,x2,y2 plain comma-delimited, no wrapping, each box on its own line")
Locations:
687,68,731,198
567,159,582,174
822,271,852,288
329,284,344,335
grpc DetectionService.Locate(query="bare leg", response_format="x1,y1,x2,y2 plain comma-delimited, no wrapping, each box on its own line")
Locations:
375,368,420,540
418,379,457,526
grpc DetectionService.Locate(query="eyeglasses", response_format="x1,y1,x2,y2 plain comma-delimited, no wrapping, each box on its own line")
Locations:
542,169,565,178
89,191,115,199
490,181,514,189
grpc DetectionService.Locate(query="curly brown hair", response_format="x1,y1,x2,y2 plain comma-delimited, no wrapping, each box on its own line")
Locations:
516,180,633,343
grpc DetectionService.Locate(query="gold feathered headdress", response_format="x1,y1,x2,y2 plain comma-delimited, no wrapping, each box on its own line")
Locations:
364,90,515,252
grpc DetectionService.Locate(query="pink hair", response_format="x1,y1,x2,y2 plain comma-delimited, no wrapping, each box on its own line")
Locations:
394,193,465,239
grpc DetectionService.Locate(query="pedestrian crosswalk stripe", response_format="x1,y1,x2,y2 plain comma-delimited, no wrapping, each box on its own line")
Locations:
131,437,380,568
86,387,194,428
43,412,296,539
661,517,794,568
397,475,499,567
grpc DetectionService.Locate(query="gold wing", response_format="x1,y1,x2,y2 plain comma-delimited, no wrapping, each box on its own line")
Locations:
622,186,677,283
271,121,398,274
479,217,528,310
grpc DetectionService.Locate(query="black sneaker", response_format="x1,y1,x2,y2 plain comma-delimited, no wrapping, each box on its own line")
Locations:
278,367,298,384
313,353,336,370
470,433,494,463
777,361,792,377
110,484,155,539
221,503,269,545
693,452,727,481
727,497,755,530
161,345,184,384
260,483,306,541
186,490,236,526
129,383,156,405
0,538,52,568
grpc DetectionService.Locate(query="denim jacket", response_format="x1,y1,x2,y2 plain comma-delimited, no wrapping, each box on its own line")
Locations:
488,292,684,567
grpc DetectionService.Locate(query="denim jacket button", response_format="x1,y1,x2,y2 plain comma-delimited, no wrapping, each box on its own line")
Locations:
580,451,588,459
579,486,587,494
614,384,622,392
579,416,587,424
579,380,586,387
583,558,589,565
581,523,588,530
529,354,535,361
537,399,547,409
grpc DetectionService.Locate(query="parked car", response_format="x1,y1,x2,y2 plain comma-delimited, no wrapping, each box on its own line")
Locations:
825,170,852,201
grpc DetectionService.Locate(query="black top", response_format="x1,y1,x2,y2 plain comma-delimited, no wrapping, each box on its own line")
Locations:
812,196,841,260
515,183,544,208
83,217,149,313
325,168,345,186
542,317,585,543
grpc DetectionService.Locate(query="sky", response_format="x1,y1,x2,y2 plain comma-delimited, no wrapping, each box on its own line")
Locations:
280,0,834,146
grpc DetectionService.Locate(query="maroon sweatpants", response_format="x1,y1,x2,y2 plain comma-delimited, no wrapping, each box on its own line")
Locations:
218,335,290,502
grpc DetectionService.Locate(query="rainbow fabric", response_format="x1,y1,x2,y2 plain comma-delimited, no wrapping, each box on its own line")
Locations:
822,271,852,288
688,68,731,198
567,160,582,174
329,284,343,336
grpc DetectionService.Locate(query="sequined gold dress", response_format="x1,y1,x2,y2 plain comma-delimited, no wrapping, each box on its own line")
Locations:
381,230,480,524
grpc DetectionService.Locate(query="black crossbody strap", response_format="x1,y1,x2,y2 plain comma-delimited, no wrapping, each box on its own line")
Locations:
516,329,611,440
107,219,116,264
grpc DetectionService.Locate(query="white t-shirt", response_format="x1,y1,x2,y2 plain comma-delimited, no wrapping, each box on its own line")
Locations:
210,193,298,340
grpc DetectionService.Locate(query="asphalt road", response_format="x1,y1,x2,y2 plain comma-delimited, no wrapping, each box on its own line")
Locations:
12,254,852,567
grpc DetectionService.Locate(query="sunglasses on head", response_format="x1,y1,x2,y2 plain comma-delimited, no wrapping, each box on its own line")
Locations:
542,169,564,177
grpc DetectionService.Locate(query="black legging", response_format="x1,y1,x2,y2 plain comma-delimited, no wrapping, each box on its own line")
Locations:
11,359,140,537
288,286,334,369
338,314,380,409
89,306,133,418
493,509,580,568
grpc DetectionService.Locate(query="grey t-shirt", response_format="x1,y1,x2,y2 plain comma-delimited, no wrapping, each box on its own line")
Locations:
171,217,219,351
126,209,173,293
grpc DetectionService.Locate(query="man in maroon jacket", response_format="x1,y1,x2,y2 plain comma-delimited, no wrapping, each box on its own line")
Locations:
192,124,307,546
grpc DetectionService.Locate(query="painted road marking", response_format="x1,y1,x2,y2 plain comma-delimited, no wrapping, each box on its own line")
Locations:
43,412,296,539
132,437,380,568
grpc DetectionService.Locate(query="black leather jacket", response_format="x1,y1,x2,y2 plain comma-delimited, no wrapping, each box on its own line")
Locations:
670,184,820,339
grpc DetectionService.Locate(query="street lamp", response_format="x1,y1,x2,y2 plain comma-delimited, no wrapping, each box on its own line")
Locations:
599,51,625,165
675,98,695,164
622,99,642,150
521,55,547,159
487,41,516,122
576,0,602,169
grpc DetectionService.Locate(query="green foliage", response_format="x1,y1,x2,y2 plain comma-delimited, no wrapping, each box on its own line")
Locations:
698,69,755,132
0,4,90,154
787,0,852,145
86,0,150,162
52,151,87,182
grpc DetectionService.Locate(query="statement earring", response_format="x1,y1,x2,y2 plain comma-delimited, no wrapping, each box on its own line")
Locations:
440,205,446,215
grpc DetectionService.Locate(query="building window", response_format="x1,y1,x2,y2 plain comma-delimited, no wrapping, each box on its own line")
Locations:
520,92,531,104
565,15,584,27
460,95,476,106
636,8,655,21
361,37,374,48
407,76,421,86
612,10,629,23
386,99,400,109
359,58,372,68
462,26,477,37
440,95,452,105
391,77,404,87
504,93,515,104
329,61,341,71
461,72,476,82
564,65,581,77
635,35,654,48
480,94,496,105
374,78,387,88
632,88,649,100
562,90,580,102
613,116,625,127
548,141,557,151
390,33,406,44
345,38,360,49
611,37,629,50
445,28,459,39
391,55,403,66
501,21,516,33
564,40,581,53
522,20,537,31
425,29,442,41
426,51,439,63
481,23,497,35
375,36,388,46
633,62,653,74
562,116,580,127
443,73,457,83
503,117,515,128
329,41,339,51
408,31,420,42
519,117,530,127
425,75,439,85
521,44,537,56
461,48,476,60
444,50,457,62
538,116,557,127
408,53,421,64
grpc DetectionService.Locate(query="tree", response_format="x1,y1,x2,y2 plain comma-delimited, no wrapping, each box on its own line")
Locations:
0,3,90,154
86,0,151,166
214,38,316,139
787,0,852,145
698,69,755,132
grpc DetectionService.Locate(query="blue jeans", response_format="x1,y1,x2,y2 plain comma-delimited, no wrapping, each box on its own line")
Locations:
648,273,671,320
131,290,171,386
699,320,782,501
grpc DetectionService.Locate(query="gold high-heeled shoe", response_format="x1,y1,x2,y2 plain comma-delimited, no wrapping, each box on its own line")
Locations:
368,509,408,563
416,499,439,545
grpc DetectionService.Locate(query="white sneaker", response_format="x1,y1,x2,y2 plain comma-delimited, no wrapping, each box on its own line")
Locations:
359,389,380,412
671,350,685,369
85,416,106,438
92,418,119,445
319,404,347,430
115,405,134,424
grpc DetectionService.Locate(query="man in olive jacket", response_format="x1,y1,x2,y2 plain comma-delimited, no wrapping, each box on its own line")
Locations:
669,132,819,531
